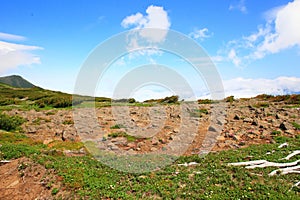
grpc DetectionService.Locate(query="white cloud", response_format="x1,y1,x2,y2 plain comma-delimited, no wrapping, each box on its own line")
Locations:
121,5,170,30
0,39,42,74
121,13,146,29
223,76,300,98
121,5,170,43
258,0,300,54
189,28,212,41
263,5,285,22
225,0,300,67
0,32,26,41
229,0,247,14
228,49,241,67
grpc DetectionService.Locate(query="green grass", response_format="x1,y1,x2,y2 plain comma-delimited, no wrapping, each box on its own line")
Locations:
108,131,137,142
51,188,59,195
253,102,270,108
291,122,300,130
48,140,85,150
62,119,74,125
110,124,126,129
271,130,281,136
284,104,300,108
189,108,209,118
0,131,299,199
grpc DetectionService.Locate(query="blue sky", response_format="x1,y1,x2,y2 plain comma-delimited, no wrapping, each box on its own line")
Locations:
1,0,300,100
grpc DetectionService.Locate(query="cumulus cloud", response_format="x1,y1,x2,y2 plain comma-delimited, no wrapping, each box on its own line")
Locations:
121,5,170,30
0,33,42,73
258,0,300,54
225,0,300,67
223,76,300,98
229,0,247,14
189,28,212,41
121,5,170,43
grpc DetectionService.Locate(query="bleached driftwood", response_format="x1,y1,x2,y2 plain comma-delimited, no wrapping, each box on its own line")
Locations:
247,160,299,169
0,160,11,163
178,162,198,167
228,160,299,169
228,160,267,166
269,165,300,176
278,142,288,148
228,150,300,189
281,150,300,160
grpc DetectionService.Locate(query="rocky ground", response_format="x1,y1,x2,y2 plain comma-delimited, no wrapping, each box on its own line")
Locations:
3,98,300,155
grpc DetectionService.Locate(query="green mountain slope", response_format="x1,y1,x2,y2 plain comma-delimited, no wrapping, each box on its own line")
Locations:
0,75,35,88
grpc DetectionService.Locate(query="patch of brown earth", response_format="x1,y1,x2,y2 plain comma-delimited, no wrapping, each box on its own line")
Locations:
0,157,73,200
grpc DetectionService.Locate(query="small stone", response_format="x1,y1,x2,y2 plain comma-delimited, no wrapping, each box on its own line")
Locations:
217,136,226,141
243,118,253,123
233,115,240,120
279,122,287,131
217,143,226,148
208,126,217,132
233,135,241,141
251,120,258,126
27,126,37,134
43,139,53,145
259,125,264,129
151,137,159,145
127,142,136,148
150,147,158,151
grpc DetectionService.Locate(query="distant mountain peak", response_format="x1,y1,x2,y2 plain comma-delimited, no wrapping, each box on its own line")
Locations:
0,75,36,88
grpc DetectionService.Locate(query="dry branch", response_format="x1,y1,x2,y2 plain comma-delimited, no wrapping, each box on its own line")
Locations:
228,150,300,190
281,150,300,160
178,162,198,167
269,165,300,176
0,160,11,163
278,142,288,148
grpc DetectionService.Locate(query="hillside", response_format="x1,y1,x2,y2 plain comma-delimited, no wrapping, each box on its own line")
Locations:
0,75,36,88
0,75,299,199
0,94,299,199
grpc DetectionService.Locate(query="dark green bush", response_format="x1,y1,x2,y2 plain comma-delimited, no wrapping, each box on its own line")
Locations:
158,95,179,104
110,124,126,129
225,95,234,103
35,96,82,108
0,113,26,131
0,98,18,106
198,99,213,104
128,98,136,103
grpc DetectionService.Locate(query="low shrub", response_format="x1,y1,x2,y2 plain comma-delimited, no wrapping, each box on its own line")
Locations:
0,98,18,106
225,95,234,103
0,113,26,131
158,95,179,104
197,99,213,104
254,102,269,108
36,96,82,108
108,132,137,142
110,124,126,129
